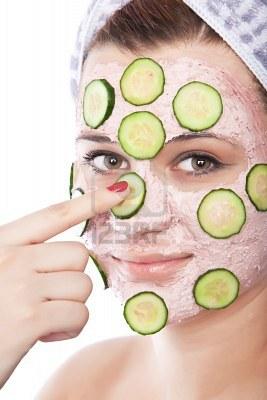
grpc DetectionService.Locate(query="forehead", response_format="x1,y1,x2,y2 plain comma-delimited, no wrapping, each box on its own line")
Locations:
80,42,256,92
76,43,265,154
78,42,259,113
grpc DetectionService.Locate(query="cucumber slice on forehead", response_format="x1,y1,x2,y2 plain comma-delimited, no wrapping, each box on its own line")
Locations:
197,188,246,239
246,163,267,211
173,81,223,131
111,172,146,219
120,57,165,105
118,111,166,159
123,291,168,335
193,268,240,309
83,79,115,129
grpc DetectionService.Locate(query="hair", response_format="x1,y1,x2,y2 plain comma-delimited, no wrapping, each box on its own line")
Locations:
89,0,267,109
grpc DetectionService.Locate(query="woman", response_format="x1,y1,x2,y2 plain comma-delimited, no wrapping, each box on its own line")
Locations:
34,1,267,398
1,0,266,399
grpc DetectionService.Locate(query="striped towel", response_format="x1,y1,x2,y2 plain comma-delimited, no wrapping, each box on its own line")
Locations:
70,0,267,99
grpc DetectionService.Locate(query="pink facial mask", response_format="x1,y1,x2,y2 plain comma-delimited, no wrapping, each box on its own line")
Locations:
76,58,267,325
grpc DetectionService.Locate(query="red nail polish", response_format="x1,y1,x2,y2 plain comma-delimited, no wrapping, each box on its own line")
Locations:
107,181,128,192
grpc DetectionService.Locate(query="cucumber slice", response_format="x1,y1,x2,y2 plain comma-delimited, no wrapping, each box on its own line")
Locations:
79,219,90,237
120,57,165,105
69,187,90,236
193,268,240,309
245,163,267,211
172,81,223,131
123,291,168,335
90,255,109,289
70,187,84,199
118,111,166,159
197,188,246,239
111,172,146,219
69,162,74,199
83,79,115,129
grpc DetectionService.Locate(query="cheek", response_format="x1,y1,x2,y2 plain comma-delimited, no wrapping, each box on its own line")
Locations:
176,167,267,288
81,171,267,325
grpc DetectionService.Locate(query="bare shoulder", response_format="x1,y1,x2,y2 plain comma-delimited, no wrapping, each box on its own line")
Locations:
35,335,139,400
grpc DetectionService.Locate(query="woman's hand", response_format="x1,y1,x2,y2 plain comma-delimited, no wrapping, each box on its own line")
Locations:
0,181,130,389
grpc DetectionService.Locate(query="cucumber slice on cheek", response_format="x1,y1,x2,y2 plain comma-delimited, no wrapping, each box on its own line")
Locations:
69,164,90,236
118,111,166,160
246,163,267,211
120,57,165,106
197,189,246,239
111,172,146,219
69,162,74,199
90,255,109,290
193,268,240,309
83,79,115,129
70,187,90,236
173,81,223,132
123,291,168,335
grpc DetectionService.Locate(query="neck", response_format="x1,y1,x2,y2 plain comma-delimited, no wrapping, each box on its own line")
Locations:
149,276,267,400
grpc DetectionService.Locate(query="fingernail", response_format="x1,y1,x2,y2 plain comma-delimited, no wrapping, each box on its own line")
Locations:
106,181,128,193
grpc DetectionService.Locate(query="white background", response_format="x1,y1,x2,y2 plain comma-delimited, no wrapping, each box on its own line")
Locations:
0,1,132,398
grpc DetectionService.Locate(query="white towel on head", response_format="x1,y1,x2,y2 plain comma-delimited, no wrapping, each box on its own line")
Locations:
70,0,267,100
183,0,267,90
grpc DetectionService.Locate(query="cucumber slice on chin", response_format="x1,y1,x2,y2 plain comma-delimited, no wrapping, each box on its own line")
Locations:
123,291,168,335
173,81,223,131
193,268,240,309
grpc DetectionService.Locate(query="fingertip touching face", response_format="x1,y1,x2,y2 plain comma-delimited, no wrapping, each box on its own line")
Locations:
74,41,267,326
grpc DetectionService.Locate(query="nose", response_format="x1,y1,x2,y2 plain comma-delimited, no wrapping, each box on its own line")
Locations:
112,161,175,235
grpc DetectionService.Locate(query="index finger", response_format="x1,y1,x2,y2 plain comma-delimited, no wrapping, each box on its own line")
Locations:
0,182,130,246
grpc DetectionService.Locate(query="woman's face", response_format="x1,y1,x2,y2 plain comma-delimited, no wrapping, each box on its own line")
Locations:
74,42,267,325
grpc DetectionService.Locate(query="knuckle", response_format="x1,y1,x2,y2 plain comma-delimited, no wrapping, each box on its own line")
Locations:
0,245,23,268
77,304,89,327
73,242,90,265
0,245,14,263
20,305,39,326
79,273,93,299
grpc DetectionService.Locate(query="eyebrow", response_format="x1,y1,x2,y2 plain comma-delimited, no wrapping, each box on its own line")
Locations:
76,130,234,145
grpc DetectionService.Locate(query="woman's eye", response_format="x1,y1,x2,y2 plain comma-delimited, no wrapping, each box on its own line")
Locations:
172,153,222,175
82,151,129,174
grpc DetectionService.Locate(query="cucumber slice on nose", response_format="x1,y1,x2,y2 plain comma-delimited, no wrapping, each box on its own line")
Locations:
111,172,146,219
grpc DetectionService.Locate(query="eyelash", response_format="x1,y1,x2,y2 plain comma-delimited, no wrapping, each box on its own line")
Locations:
81,150,127,175
81,150,224,176
172,151,223,176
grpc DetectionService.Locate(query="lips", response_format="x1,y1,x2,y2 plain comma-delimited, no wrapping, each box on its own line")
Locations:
110,253,193,282
112,252,192,264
